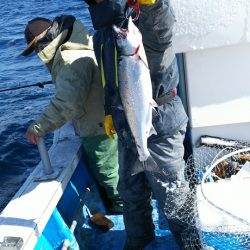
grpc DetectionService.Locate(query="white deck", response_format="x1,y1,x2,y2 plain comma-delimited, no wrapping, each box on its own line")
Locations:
0,122,82,249
172,0,250,53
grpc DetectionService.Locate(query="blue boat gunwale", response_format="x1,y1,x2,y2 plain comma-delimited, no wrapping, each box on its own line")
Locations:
0,122,83,249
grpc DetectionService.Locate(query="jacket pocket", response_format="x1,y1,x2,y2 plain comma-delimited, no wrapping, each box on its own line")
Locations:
152,96,188,137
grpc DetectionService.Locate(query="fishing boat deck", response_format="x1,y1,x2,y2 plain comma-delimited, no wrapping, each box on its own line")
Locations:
0,121,180,249
79,200,179,250
0,122,83,249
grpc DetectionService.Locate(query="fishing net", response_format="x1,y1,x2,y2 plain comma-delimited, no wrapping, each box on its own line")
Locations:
167,136,250,249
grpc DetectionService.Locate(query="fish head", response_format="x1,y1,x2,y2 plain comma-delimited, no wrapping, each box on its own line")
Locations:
113,17,142,56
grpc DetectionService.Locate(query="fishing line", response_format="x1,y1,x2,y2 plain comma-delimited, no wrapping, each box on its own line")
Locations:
119,7,136,28
0,80,53,93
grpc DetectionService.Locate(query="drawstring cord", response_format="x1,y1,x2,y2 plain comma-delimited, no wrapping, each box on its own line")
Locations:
119,0,140,28
127,0,140,21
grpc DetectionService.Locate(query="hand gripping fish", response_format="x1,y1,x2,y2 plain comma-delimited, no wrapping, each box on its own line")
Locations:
113,17,160,175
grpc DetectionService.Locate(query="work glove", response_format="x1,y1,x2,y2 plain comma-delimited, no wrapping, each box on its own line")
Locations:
104,115,116,139
138,0,156,5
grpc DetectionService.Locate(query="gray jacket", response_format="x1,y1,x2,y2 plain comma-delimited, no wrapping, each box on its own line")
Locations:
88,0,188,145
29,20,106,138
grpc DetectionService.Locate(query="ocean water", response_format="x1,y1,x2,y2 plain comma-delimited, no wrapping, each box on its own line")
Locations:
0,0,92,212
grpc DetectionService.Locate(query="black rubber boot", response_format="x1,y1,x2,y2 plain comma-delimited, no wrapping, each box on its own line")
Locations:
123,245,143,250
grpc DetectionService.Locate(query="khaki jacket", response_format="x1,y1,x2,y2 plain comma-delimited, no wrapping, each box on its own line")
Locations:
29,20,105,137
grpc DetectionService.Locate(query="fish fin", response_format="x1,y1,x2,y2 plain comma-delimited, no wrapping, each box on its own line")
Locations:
138,50,148,68
151,99,158,108
112,24,119,34
131,155,161,176
152,107,158,116
131,158,144,176
149,125,157,136
144,155,161,173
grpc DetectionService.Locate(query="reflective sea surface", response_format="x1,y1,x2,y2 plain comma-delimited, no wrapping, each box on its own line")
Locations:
0,0,92,212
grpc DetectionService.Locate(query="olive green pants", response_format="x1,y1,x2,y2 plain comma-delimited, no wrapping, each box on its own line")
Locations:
81,134,122,213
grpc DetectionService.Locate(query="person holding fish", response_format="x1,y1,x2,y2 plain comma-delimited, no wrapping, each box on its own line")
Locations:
21,15,123,214
83,0,206,249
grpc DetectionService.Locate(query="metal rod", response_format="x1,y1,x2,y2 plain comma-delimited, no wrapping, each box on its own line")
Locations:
119,8,135,28
70,187,91,233
200,135,250,149
61,239,70,250
61,187,91,250
37,137,53,175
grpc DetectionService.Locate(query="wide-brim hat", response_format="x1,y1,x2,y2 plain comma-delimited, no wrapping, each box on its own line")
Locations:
21,17,52,56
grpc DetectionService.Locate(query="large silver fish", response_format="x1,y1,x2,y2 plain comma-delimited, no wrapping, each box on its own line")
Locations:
113,17,158,174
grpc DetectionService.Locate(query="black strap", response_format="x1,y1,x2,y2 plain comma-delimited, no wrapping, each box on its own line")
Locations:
84,0,96,5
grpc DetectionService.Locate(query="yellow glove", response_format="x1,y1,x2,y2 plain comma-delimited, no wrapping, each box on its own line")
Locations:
104,115,116,139
138,0,156,5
